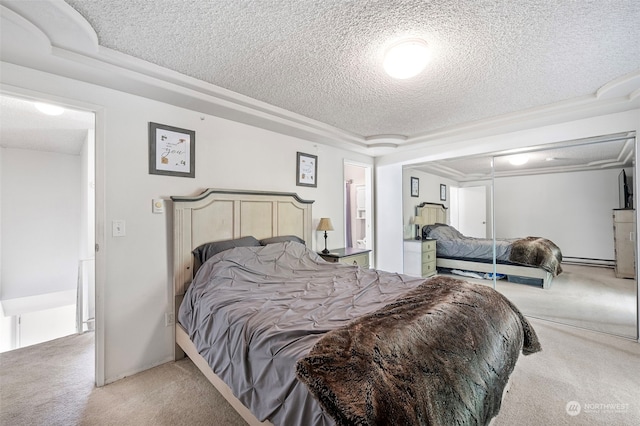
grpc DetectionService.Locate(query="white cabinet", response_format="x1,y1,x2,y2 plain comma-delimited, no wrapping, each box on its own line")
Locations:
403,239,437,278
319,248,371,268
613,209,635,279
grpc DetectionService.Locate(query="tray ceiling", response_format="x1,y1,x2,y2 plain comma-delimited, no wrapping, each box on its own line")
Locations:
408,133,636,181
62,0,640,139
1,1,639,157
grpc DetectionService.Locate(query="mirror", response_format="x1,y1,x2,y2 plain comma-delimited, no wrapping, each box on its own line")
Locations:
404,132,638,339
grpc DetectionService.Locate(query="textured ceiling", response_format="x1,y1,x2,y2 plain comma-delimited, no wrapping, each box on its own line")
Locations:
0,96,94,155
63,0,640,139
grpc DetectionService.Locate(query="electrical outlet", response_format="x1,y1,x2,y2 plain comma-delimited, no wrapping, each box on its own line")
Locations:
165,312,175,327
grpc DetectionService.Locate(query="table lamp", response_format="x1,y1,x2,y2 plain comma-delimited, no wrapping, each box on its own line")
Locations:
317,218,334,254
413,216,424,240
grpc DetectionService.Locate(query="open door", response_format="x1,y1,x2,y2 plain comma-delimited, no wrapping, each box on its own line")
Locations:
344,161,373,265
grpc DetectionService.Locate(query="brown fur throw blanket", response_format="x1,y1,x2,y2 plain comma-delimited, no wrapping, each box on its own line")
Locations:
296,276,541,426
509,237,563,276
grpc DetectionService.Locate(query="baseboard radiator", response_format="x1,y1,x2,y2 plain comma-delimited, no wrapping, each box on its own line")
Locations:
562,257,615,268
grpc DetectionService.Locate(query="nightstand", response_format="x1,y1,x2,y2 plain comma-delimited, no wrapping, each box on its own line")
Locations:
403,239,437,278
318,247,371,268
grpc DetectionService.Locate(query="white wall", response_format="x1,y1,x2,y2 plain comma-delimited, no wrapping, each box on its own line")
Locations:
0,62,373,383
401,168,456,239
494,168,620,260
1,147,81,299
374,163,403,273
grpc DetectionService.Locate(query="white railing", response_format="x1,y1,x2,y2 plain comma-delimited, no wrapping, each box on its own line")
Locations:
76,258,95,333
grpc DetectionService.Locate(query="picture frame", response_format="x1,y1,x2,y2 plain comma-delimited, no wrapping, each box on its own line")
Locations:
296,152,317,187
149,122,195,178
440,184,447,201
410,177,419,197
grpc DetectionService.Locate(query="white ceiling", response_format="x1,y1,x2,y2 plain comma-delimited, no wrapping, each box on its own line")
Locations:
0,95,94,155
61,0,640,139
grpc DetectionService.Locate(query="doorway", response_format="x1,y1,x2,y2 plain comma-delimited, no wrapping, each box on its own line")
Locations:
0,94,96,358
344,161,373,263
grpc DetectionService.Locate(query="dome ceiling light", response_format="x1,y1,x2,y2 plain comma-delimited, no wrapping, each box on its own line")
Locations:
383,39,431,79
508,154,529,166
34,102,65,116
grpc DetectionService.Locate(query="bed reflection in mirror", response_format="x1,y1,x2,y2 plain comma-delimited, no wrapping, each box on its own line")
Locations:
403,132,638,340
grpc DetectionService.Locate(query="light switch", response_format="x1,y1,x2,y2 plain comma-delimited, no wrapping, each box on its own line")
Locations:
112,220,126,237
152,199,164,214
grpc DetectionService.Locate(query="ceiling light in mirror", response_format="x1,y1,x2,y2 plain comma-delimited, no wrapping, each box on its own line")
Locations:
508,154,529,166
383,39,430,79
34,102,65,116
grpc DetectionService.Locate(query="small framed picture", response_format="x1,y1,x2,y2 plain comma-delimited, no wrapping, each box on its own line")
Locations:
296,152,317,187
440,184,447,201
149,122,195,178
411,177,419,197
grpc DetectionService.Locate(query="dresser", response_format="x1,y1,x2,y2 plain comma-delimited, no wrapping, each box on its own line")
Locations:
403,239,437,278
613,209,636,279
318,247,371,268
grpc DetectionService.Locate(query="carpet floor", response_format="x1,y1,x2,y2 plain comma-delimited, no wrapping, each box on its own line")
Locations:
1,317,638,425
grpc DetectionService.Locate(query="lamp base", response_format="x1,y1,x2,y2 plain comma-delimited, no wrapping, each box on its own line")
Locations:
322,230,330,254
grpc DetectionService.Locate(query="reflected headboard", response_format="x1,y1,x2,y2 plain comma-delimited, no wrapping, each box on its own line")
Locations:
416,202,448,226
171,189,314,296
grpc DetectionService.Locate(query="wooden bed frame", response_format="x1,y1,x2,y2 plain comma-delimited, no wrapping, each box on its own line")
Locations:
171,189,314,426
417,202,553,289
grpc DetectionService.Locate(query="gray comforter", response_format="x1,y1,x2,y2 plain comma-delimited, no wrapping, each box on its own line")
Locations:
424,224,563,275
179,241,538,425
179,241,426,425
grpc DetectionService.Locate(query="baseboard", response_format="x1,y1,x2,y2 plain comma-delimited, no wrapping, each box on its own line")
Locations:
562,257,615,268
104,355,174,385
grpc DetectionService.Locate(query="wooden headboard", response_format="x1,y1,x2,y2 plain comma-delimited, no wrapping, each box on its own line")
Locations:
416,202,447,226
171,189,314,296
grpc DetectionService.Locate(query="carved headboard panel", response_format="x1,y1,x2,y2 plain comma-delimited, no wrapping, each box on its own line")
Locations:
416,202,447,226
171,189,314,296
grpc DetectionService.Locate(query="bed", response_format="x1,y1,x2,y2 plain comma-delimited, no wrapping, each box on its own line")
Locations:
172,189,541,426
416,202,563,289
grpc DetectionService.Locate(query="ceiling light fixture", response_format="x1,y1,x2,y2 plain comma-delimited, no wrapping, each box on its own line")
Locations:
34,102,65,116
383,39,430,79
508,154,529,166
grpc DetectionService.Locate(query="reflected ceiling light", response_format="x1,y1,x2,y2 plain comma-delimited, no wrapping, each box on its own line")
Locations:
383,39,430,79
34,102,65,116
508,154,529,166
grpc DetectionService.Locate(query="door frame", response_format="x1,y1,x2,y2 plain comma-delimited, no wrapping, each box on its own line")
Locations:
1,87,105,386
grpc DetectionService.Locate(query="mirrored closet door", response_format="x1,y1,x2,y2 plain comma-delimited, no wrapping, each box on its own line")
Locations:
491,134,638,339
404,132,638,339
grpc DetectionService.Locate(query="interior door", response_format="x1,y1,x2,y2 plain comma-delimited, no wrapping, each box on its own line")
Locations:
458,186,487,238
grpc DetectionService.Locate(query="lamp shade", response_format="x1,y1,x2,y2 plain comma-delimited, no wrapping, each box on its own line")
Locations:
317,218,334,231
412,216,424,225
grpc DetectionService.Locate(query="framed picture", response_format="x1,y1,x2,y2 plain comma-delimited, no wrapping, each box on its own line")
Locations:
440,184,447,201
149,122,195,178
411,177,419,197
296,152,317,187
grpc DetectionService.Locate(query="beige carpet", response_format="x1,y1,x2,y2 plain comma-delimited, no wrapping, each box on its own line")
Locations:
447,263,638,338
1,319,639,426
